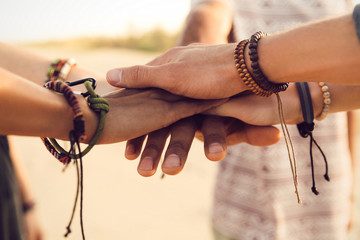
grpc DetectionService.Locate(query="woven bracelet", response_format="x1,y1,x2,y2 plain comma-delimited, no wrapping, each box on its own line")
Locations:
41,79,109,164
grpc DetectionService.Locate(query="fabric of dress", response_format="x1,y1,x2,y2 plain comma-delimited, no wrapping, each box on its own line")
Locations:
0,135,24,240
190,0,353,239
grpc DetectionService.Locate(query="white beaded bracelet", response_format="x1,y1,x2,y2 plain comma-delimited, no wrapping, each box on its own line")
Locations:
316,82,331,121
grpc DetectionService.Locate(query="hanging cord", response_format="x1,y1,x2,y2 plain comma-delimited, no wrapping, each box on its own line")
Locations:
64,132,87,240
276,93,301,203
296,82,329,195
75,139,86,239
64,132,80,238
41,78,109,239
233,33,300,203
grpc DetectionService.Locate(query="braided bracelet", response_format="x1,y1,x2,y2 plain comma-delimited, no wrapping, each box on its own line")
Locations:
41,78,109,164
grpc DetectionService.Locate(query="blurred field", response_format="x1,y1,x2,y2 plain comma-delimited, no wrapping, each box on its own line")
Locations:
10,43,360,240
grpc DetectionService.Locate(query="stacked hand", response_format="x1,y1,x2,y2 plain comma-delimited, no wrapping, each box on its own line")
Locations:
105,44,285,177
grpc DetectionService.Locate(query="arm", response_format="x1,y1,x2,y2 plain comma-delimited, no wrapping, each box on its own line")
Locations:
206,83,360,126
107,12,360,99
0,42,113,95
0,68,224,144
179,0,233,45
123,1,281,177
8,137,44,240
347,111,358,230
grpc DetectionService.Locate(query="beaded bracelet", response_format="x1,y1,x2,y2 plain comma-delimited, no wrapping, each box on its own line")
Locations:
316,82,331,121
234,39,272,97
46,58,77,83
234,33,289,96
248,31,288,93
234,33,300,203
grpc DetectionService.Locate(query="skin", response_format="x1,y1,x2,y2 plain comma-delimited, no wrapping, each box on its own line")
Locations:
107,11,360,177
122,0,281,177
0,68,224,144
107,13,360,94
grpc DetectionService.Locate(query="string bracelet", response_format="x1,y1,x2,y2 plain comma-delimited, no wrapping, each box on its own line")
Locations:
316,82,331,121
41,78,108,240
234,33,300,203
46,58,77,83
47,79,109,160
41,78,109,163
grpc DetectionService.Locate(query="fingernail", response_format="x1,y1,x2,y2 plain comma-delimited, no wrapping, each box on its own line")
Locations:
126,144,135,155
107,69,122,84
139,156,153,171
163,154,181,168
208,143,224,154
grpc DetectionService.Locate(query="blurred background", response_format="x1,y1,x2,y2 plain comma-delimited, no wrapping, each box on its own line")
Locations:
1,0,360,239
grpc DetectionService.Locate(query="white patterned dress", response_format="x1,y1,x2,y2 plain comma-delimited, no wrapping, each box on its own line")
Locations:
190,0,353,239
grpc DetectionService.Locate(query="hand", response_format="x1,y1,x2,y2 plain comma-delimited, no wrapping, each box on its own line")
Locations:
98,88,227,144
106,43,247,99
206,84,304,126
124,115,280,177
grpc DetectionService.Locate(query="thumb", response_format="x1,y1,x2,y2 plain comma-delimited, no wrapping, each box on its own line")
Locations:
107,65,166,89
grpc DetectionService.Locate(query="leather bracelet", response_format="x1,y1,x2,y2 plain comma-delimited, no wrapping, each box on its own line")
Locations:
296,82,329,195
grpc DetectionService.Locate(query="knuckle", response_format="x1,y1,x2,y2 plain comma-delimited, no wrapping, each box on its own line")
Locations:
167,141,187,152
130,65,148,83
144,143,162,155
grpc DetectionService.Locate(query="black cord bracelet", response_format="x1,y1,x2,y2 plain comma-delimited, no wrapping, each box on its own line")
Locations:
296,82,330,195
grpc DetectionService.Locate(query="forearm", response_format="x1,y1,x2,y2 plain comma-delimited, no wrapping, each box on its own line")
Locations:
258,14,360,85
208,83,360,126
0,68,98,140
0,42,114,95
179,0,232,45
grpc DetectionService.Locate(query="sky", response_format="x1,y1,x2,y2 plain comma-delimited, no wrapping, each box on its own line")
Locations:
0,0,190,43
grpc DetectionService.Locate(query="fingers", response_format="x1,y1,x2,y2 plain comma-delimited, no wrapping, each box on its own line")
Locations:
162,118,197,175
226,125,281,146
125,135,146,160
138,128,170,177
107,65,173,92
201,116,227,161
243,125,281,146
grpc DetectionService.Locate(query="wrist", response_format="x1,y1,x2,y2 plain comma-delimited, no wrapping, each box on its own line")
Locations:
308,82,324,119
